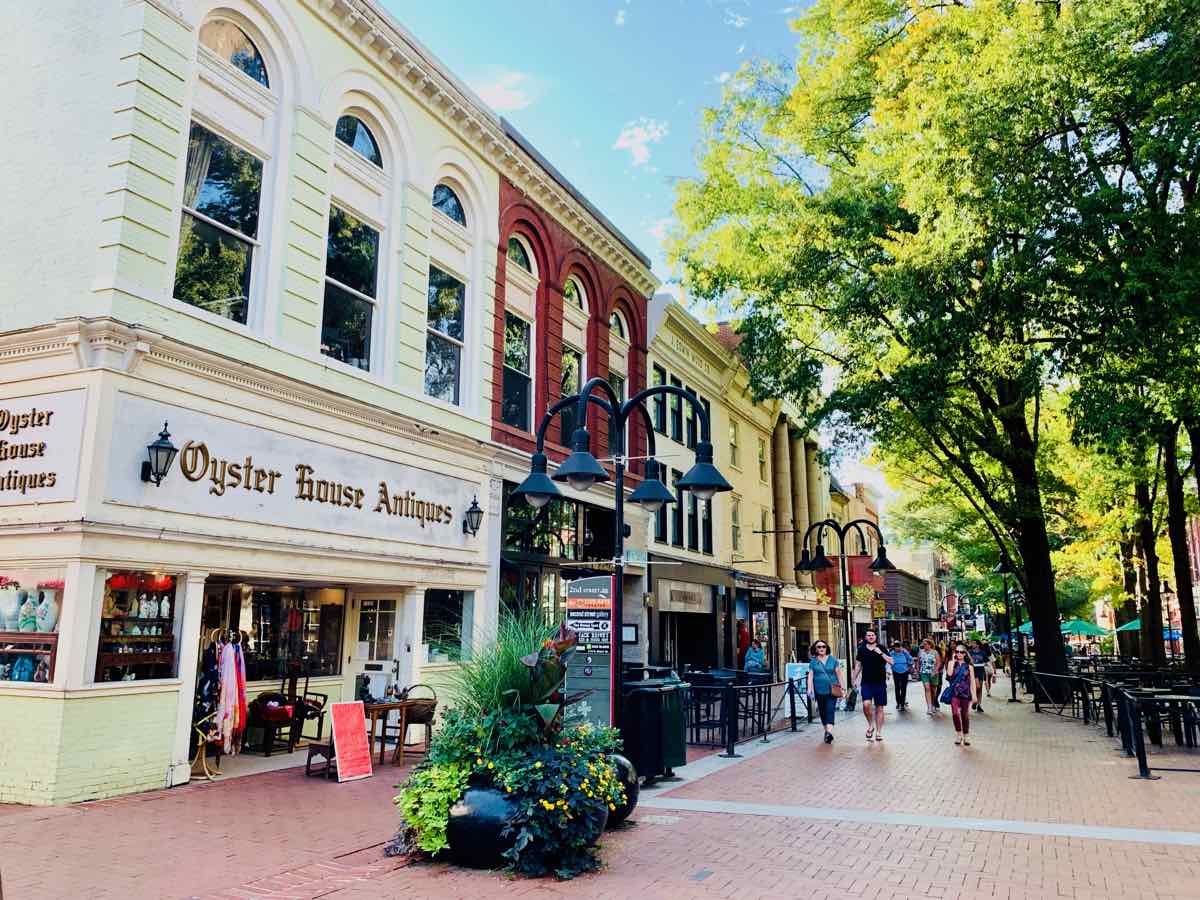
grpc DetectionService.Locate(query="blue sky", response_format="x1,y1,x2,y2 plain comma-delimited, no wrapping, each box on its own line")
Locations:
381,1,807,286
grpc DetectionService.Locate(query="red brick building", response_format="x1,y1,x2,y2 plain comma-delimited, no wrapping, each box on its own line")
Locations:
490,127,651,473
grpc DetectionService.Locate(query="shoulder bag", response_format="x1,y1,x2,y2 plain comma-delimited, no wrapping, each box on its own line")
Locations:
940,663,964,705
816,657,844,698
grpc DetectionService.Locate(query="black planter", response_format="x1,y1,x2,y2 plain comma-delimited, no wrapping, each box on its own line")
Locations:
446,786,520,869
606,753,639,827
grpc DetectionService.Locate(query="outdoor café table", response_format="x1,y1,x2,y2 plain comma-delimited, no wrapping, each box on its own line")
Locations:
1127,688,1174,746
364,700,418,767
1145,695,1198,748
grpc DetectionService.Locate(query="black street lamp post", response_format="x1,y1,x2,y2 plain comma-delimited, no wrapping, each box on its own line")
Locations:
1161,579,1177,660
512,377,731,730
993,553,1021,703
794,518,896,671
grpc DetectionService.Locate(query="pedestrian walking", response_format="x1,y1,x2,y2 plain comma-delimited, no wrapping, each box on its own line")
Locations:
918,638,939,714
944,643,979,746
806,640,844,744
852,629,893,742
890,641,913,710
931,641,947,710
967,639,988,712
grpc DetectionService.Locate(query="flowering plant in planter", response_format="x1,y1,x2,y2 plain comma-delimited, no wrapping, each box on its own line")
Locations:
392,607,626,878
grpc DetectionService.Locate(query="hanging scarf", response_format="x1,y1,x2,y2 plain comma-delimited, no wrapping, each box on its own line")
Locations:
234,641,248,749
217,642,237,754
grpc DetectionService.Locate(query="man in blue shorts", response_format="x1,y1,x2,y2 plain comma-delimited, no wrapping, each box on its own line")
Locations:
853,629,893,742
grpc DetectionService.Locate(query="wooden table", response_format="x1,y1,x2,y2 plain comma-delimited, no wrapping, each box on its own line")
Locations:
364,700,418,767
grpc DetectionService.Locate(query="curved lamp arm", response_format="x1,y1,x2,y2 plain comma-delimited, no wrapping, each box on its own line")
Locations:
533,391,614,453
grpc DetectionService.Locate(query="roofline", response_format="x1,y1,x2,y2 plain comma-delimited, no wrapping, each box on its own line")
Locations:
502,119,653,270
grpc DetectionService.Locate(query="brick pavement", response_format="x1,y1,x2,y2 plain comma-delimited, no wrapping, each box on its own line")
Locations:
2,674,1198,900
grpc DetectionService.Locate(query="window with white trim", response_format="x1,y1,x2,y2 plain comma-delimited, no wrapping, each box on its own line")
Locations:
433,183,466,226
335,115,382,167
174,122,263,325
199,20,268,87
320,205,378,371
559,345,583,441
502,312,532,431
425,266,466,404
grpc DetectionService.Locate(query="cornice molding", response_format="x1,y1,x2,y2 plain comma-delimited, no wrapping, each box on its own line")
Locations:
304,0,658,297
1,318,498,466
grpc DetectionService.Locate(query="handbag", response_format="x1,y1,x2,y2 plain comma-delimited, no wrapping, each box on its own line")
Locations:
940,663,965,705
814,656,843,698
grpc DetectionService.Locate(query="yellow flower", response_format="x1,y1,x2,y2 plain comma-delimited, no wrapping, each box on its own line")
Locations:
534,761,542,768
608,804,616,811
475,758,483,766
487,762,495,770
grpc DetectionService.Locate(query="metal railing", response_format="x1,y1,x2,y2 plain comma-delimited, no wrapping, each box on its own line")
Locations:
683,678,808,755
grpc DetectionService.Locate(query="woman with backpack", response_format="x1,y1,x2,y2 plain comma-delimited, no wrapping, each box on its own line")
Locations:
943,643,978,746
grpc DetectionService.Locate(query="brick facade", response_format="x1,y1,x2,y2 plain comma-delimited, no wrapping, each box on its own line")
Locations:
491,176,648,477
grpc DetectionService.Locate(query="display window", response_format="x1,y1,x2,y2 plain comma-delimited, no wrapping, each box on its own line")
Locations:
424,589,475,662
0,566,65,683
204,583,346,681
95,570,181,682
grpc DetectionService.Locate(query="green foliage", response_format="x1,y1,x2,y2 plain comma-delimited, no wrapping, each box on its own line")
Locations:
448,605,557,716
394,605,620,878
497,724,625,879
393,762,470,854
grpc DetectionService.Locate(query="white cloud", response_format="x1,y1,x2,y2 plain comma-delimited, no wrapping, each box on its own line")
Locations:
777,5,799,13
716,71,733,84
736,43,746,54
612,117,669,166
470,69,538,112
724,9,750,28
615,9,626,25
647,217,673,243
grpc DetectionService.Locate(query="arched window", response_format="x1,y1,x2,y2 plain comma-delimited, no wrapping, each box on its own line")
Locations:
563,276,587,311
432,183,466,226
506,236,532,273
335,115,383,167
610,310,627,339
199,20,269,88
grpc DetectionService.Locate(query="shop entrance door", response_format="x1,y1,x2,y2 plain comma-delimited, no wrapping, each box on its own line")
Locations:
347,593,400,702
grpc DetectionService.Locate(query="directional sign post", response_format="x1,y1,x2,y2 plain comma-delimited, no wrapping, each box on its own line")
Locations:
564,575,616,729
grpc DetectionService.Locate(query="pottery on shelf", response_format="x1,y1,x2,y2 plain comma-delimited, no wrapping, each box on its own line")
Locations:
17,591,38,632
36,589,60,633
0,585,20,631
159,596,171,620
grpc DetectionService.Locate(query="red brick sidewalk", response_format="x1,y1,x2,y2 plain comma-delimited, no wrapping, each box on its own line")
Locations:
3,676,1199,900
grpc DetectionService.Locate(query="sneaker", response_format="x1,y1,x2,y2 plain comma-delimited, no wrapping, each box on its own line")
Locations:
955,736,962,746
824,732,834,744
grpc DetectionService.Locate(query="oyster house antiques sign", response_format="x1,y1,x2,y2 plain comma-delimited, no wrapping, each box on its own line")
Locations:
0,389,86,505
106,394,478,546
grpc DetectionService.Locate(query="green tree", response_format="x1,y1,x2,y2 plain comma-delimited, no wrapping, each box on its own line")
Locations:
671,0,1199,679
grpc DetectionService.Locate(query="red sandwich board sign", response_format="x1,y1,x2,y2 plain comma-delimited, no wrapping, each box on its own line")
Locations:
564,575,616,728
330,700,373,782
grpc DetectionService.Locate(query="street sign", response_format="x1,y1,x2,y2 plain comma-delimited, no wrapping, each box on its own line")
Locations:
564,575,616,729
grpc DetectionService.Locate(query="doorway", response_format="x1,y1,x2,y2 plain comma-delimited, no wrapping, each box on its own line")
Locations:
659,611,717,673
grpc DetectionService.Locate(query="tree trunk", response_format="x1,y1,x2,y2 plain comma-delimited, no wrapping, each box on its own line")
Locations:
997,402,1067,684
1134,478,1167,666
1116,539,1140,658
1162,422,1199,670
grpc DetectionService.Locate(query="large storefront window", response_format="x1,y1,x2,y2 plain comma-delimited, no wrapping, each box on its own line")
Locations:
424,589,474,662
202,582,346,680
1,566,65,683
95,570,181,683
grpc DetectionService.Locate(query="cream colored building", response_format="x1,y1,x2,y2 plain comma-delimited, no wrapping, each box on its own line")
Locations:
0,0,649,804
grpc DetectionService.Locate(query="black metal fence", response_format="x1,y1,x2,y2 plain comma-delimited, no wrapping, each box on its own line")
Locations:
1033,668,1200,779
682,677,807,756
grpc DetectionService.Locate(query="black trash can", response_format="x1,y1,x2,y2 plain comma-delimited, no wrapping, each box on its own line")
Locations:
621,678,688,780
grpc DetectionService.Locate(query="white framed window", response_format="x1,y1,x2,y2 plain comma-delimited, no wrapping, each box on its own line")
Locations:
507,235,534,274
358,598,396,661
732,496,742,551
758,437,768,482
610,310,628,339
729,419,741,468
433,183,467,227
173,17,278,328
320,204,378,371
563,276,587,312
335,114,382,167
502,311,533,431
425,266,466,404
761,508,770,560
559,344,584,441
174,123,264,325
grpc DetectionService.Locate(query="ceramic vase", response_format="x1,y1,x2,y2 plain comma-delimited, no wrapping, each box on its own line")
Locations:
17,591,38,632
36,589,60,633
159,596,171,620
0,585,20,631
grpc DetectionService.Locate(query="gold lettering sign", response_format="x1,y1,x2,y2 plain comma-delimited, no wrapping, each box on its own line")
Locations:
175,440,455,528
0,404,60,496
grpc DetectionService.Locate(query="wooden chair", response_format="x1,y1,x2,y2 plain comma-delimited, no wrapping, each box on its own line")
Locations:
281,669,328,742
305,740,337,779
385,684,438,763
247,691,301,756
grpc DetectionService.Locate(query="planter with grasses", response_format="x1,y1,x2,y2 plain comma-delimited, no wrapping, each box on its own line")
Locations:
391,607,631,879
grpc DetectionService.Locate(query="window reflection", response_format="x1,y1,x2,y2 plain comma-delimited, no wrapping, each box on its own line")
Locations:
335,115,383,168
199,20,269,88
433,184,467,227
